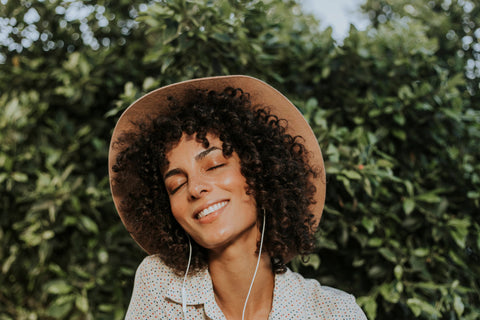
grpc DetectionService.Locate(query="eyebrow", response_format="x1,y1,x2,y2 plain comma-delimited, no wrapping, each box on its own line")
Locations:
195,146,221,161
163,146,222,180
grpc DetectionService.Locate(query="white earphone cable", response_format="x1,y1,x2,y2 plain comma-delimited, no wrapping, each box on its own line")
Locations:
182,236,192,319
181,213,266,320
242,212,266,320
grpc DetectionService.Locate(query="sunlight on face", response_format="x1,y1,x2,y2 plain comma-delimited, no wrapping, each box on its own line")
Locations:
164,133,258,252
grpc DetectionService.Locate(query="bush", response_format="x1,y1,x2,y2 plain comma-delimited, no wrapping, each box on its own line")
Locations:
1,0,478,319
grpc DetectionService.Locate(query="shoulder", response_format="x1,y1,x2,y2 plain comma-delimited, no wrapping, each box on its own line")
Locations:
125,255,180,318
133,254,176,294
136,254,172,273
282,269,357,302
315,285,367,319
275,269,367,319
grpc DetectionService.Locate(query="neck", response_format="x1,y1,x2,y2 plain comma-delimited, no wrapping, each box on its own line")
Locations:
209,251,274,320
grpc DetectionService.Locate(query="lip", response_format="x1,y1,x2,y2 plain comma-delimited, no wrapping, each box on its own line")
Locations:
194,200,229,223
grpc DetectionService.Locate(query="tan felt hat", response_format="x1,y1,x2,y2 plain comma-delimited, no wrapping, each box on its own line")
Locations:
109,75,326,254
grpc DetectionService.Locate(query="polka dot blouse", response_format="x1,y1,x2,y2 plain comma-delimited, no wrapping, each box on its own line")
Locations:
125,255,368,319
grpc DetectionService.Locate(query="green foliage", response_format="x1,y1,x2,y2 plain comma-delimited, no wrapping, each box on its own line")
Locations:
1,0,479,319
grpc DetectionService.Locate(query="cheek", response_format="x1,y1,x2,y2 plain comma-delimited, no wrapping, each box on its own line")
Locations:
168,196,186,223
228,174,255,206
223,174,251,201
221,167,248,189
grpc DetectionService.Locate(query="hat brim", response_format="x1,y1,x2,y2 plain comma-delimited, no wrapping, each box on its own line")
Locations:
109,75,325,256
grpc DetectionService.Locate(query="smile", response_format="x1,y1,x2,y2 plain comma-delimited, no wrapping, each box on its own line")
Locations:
196,201,228,219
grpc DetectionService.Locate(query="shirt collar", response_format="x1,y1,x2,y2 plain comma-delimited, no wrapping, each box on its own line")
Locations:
166,267,210,305
165,267,305,318
165,267,225,318
269,268,306,317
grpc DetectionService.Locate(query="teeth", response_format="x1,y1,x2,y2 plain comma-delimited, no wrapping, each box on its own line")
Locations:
197,201,228,219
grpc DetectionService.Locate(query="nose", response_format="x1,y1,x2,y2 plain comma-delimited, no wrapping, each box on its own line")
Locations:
188,176,211,200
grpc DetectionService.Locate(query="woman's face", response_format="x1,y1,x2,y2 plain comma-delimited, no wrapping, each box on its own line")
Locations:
163,133,258,252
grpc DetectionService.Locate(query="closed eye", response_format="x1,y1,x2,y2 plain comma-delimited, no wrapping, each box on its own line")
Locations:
207,164,225,171
169,181,186,195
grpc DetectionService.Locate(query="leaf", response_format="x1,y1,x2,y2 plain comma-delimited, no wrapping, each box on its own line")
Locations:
361,217,375,234
142,77,157,91
65,52,80,70
393,113,405,125
368,265,386,279
80,216,99,234
321,66,330,78
379,247,397,263
342,170,362,180
449,228,468,249
404,180,414,196
376,159,394,168
211,32,231,43
162,25,179,44
363,177,372,196
79,56,91,76
314,110,327,127
453,295,464,317
44,280,73,295
394,265,403,280
412,248,429,257
97,249,109,264
47,296,74,319
368,238,383,247
2,245,19,274
447,218,470,249
12,172,28,182
407,298,441,317
449,250,467,268
398,85,413,100
42,230,55,240
403,198,415,215
161,56,175,73
75,295,89,313
337,176,354,197
407,299,422,317
416,192,441,203
0,173,8,184
356,296,377,320
317,238,338,250
392,129,406,140
379,283,400,303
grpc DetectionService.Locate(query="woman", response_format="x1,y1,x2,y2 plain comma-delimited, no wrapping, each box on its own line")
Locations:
109,76,367,319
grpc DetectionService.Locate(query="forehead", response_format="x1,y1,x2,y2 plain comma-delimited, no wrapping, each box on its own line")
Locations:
165,133,222,160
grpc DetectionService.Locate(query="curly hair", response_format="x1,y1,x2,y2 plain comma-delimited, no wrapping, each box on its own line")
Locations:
112,87,319,275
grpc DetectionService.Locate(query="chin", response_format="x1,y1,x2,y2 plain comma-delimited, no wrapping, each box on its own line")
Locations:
199,238,231,250
197,233,235,251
